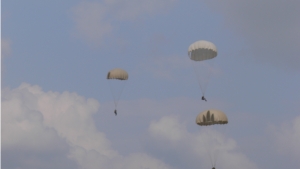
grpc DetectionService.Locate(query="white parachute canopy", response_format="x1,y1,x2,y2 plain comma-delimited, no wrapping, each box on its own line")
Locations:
188,40,218,96
107,68,128,80
188,40,217,61
196,109,228,126
107,68,128,111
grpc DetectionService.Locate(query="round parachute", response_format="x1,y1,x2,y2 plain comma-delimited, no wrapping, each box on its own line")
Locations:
195,109,228,168
188,40,217,61
107,68,128,115
196,109,228,126
187,40,218,97
107,68,128,80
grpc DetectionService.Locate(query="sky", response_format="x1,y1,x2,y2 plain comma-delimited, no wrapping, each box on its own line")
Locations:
1,0,300,169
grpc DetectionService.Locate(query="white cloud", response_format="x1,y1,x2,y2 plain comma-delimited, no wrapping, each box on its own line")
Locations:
270,115,300,158
71,0,176,44
2,85,65,152
203,0,300,69
6,83,299,168
149,115,187,142
148,115,258,169
2,83,173,169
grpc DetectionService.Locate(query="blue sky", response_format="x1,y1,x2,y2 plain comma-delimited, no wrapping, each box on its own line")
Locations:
2,1,300,169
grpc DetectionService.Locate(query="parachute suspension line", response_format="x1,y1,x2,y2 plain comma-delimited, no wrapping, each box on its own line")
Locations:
211,124,227,168
207,128,215,168
212,124,228,168
108,80,127,109
205,144,214,168
207,126,220,168
108,81,118,108
213,149,219,168
191,62,205,96
204,59,215,95
189,56,216,97
196,59,216,96
115,80,127,108
188,53,203,95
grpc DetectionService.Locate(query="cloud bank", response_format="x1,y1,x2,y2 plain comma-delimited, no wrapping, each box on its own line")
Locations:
3,83,299,168
1,83,171,169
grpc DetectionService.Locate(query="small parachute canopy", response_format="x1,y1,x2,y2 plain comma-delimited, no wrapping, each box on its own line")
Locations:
107,68,128,80
188,40,217,61
196,109,228,126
